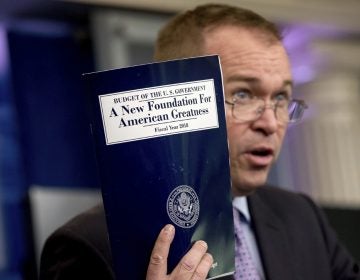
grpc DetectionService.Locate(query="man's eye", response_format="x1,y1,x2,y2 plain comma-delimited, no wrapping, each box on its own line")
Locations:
233,90,252,101
274,93,289,102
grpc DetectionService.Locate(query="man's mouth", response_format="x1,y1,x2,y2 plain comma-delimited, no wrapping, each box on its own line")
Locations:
245,147,274,166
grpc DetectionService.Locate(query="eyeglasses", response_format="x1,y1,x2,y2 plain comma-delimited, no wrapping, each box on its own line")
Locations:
225,96,308,124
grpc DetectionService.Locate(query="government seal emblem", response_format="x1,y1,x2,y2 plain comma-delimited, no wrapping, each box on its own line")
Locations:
166,185,200,228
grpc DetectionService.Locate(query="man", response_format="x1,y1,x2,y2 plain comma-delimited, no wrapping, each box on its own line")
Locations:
40,4,359,280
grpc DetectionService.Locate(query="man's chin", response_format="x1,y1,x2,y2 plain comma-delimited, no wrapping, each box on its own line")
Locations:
231,183,261,197
230,171,268,196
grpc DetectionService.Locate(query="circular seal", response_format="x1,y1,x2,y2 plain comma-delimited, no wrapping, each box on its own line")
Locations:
166,185,200,228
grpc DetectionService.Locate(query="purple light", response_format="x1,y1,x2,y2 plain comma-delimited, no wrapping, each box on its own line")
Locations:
292,65,316,84
281,23,343,86
0,24,8,76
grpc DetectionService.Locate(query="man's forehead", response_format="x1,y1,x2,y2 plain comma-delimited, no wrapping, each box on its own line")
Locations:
218,47,291,79
204,24,281,47
227,75,293,88
203,25,292,83
204,26,289,62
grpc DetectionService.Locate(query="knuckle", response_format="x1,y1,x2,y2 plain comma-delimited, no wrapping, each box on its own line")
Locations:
149,254,164,265
180,259,196,272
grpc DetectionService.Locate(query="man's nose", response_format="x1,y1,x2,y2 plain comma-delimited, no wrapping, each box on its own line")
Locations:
252,105,279,135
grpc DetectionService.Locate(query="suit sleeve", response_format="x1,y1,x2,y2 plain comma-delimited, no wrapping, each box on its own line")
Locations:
302,194,360,279
39,229,114,280
39,205,115,280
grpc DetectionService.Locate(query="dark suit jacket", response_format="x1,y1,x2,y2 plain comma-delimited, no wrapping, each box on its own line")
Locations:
40,187,360,280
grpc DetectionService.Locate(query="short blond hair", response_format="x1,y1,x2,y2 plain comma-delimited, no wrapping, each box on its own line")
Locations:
154,4,282,61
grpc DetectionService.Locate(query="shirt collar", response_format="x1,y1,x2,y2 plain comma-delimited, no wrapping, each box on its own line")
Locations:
232,196,251,223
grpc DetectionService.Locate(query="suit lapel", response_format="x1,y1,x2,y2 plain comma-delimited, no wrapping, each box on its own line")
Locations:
248,191,296,280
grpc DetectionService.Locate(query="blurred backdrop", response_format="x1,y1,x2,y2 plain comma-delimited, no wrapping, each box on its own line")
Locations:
0,0,359,279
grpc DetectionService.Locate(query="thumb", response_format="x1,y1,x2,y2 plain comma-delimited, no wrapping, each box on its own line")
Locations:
146,224,175,280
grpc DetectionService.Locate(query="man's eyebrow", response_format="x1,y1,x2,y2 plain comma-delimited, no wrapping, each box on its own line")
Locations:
283,80,293,89
227,75,259,84
227,75,293,89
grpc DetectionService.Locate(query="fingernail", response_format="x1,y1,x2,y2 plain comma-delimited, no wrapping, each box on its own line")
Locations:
163,224,174,235
197,240,208,249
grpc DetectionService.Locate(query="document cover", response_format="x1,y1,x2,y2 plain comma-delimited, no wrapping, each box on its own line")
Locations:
84,55,234,279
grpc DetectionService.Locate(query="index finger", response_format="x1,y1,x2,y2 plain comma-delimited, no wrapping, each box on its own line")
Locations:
146,224,175,280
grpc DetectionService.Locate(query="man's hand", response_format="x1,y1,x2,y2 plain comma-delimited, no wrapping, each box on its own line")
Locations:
146,224,213,280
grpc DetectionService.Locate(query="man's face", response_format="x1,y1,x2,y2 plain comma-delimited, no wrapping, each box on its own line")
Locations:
203,26,292,196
